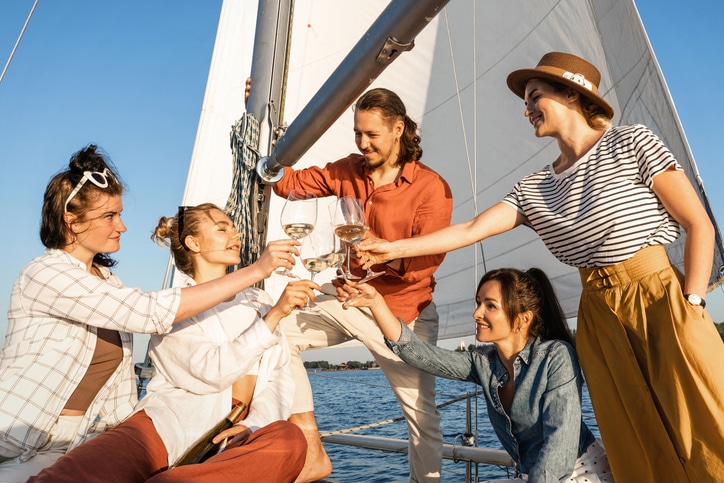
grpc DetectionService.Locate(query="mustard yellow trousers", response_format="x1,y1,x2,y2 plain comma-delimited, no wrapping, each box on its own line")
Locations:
578,245,724,482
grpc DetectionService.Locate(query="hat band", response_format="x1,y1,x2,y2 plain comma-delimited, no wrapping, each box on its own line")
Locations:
562,71,593,92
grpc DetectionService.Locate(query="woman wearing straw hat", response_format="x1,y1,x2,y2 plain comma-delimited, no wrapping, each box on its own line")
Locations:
360,52,724,481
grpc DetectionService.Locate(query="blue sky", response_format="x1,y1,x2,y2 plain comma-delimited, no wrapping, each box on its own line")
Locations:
1,1,723,364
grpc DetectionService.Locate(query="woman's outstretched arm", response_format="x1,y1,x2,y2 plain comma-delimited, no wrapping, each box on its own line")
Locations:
359,201,524,266
174,239,299,322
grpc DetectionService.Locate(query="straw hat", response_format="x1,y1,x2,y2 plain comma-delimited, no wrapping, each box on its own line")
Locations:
506,52,614,118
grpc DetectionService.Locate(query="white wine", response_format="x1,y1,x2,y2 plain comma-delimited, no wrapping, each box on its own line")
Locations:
302,257,331,274
171,401,247,467
283,223,314,239
325,252,346,268
335,224,366,244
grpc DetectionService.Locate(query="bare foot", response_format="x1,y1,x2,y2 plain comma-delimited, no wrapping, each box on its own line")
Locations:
290,412,332,483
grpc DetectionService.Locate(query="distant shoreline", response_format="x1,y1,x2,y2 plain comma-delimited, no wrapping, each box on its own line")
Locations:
306,366,381,372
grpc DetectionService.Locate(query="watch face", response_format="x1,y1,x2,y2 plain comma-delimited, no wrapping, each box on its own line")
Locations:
686,294,702,305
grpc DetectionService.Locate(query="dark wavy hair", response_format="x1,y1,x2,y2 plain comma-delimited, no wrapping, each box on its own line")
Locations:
354,88,423,164
40,144,125,268
477,267,574,346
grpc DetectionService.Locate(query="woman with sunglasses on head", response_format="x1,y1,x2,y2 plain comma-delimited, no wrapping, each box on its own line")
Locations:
29,203,313,483
360,52,724,481
340,268,612,482
0,145,303,481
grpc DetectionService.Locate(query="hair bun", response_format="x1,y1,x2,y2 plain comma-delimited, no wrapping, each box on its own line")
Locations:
68,144,105,173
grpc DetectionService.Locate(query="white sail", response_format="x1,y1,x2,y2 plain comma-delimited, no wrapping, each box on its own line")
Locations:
180,0,257,209
180,0,724,340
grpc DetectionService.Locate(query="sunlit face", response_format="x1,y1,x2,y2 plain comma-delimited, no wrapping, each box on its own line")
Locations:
67,194,126,259
523,79,570,138
189,209,242,268
472,280,517,344
354,109,404,171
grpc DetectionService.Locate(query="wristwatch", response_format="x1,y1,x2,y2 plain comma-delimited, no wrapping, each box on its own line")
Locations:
684,293,706,308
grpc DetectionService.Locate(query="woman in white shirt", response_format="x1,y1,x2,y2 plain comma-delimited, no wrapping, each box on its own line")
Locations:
0,145,303,481
29,202,314,482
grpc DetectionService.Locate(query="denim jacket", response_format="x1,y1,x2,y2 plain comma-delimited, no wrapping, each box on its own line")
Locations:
386,323,595,482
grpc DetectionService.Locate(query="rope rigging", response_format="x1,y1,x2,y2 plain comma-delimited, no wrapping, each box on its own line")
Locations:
225,112,262,270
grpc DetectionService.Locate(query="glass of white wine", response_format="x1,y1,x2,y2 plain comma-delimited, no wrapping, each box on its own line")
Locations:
326,229,347,275
332,197,365,280
276,189,317,279
299,225,335,312
332,196,384,283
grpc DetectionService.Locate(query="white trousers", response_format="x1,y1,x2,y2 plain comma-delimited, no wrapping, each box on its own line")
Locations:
483,439,613,483
281,283,443,483
0,415,82,483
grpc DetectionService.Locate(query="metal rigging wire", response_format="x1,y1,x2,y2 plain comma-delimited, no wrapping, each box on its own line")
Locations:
0,0,39,86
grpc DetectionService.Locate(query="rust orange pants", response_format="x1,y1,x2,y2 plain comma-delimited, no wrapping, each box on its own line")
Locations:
28,411,307,483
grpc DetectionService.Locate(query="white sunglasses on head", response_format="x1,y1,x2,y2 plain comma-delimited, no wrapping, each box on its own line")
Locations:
64,168,113,213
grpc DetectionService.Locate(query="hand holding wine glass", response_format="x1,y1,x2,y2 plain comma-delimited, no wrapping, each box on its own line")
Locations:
275,190,317,279
356,233,397,269
254,239,301,278
338,279,384,310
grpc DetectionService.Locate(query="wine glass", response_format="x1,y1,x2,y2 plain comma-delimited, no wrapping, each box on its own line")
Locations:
275,190,317,279
331,197,365,280
299,225,335,312
326,228,347,275
332,197,385,283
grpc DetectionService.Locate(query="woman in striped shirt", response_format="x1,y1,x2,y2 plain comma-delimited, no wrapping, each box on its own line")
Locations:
361,52,724,482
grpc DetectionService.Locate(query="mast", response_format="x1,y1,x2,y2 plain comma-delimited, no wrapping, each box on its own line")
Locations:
246,0,293,159
250,0,451,250
243,0,295,263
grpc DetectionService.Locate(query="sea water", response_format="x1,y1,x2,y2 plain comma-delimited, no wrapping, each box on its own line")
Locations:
310,369,599,482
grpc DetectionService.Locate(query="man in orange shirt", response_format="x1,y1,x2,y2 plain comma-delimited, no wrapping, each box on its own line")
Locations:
274,88,452,483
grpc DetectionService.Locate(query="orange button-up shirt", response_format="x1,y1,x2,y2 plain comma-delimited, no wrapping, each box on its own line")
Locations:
273,154,453,323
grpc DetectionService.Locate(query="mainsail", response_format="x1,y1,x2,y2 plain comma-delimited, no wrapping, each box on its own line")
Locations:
178,0,724,341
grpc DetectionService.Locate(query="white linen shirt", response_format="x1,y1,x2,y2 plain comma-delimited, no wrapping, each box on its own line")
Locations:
0,249,180,461
135,275,294,465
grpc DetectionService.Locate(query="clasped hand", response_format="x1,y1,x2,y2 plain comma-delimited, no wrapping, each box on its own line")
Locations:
276,279,319,315
334,277,382,310
356,231,394,270
256,239,300,276
213,424,252,446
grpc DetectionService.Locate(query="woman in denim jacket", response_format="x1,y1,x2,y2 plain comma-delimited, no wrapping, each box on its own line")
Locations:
341,268,612,482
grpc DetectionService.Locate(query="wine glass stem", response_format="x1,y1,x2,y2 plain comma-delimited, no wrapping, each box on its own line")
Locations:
304,273,317,310
346,245,352,275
